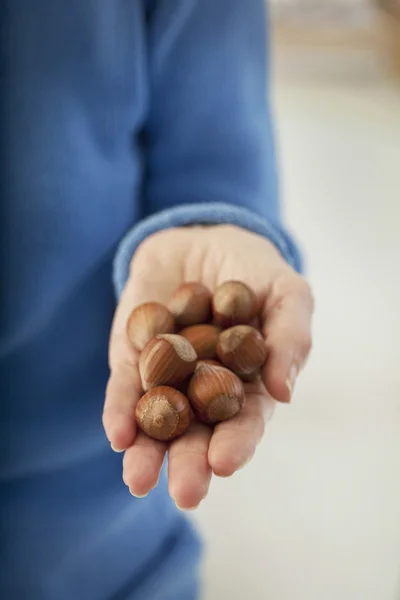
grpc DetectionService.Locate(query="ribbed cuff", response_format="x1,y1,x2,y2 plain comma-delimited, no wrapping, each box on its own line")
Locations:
113,202,303,298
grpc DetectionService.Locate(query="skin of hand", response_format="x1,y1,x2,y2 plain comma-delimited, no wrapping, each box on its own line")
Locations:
103,224,314,510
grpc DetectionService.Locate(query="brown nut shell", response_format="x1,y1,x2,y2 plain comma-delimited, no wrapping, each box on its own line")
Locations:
127,302,175,351
139,334,197,391
180,324,221,360
212,281,258,328
187,363,245,424
135,386,191,441
217,325,267,379
168,282,212,327
196,359,223,369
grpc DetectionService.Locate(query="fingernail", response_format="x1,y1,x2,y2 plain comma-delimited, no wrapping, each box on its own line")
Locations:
285,364,298,400
175,502,200,512
129,489,148,499
111,444,124,453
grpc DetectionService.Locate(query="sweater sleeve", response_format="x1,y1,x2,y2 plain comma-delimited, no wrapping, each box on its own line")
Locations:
114,0,302,298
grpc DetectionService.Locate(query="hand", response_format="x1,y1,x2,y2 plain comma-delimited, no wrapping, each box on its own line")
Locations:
103,225,314,509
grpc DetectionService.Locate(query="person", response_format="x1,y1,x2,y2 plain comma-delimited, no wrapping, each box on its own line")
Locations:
1,1,314,599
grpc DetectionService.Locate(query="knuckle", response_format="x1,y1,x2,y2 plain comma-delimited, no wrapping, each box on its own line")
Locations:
299,332,313,356
294,277,314,307
253,412,266,442
273,273,315,313
109,339,137,372
109,360,139,391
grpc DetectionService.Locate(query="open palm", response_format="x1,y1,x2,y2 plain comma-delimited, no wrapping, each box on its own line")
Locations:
103,225,314,509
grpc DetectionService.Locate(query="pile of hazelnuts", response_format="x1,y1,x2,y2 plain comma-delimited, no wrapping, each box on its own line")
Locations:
127,281,267,442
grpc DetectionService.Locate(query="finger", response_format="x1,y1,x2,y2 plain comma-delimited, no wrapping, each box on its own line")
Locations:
103,272,144,450
168,421,213,510
208,381,274,477
122,432,167,498
262,275,314,403
103,349,142,451
103,265,168,453
103,257,181,451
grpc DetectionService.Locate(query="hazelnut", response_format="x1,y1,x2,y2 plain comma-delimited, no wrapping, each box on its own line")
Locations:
179,324,221,360
127,302,174,351
212,281,257,328
168,282,212,327
139,334,197,391
217,325,267,380
196,359,223,369
135,386,191,441
187,363,245,424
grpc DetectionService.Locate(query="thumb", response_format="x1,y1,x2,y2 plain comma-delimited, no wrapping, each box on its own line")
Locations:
102,278,142,453
261,275,314,403
103,253,182,452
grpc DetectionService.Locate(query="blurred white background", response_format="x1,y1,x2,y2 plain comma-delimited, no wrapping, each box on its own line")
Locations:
194,25,400,600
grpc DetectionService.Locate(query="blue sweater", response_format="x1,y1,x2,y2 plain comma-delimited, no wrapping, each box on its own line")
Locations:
0,1,301,599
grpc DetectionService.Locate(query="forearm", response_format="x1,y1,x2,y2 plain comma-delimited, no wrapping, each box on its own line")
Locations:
142,0,281,222
113,1,303,297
